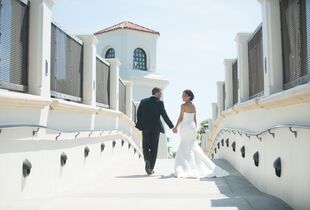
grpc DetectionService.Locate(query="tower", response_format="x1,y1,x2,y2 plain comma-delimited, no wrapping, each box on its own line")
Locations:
95,21,170,158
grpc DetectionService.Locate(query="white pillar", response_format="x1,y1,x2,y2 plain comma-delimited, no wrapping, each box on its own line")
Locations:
258,0,283,96
224,59,234,109
78,35,98,106
235,33,251,103
211,103,218,122
124,81,133,119
208,119,213,134
216,81,225,115
106,59,121,111
28,0,55,97
202,131,209,151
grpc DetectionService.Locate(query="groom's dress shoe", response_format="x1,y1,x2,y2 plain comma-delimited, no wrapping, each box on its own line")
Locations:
145,161,152,175
146,168,153,175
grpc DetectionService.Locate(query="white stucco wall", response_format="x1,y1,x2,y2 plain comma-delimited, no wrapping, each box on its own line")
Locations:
0,92,143,208
96,29,158,73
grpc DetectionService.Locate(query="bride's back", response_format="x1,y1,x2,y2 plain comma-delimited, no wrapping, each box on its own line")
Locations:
182,102,196,113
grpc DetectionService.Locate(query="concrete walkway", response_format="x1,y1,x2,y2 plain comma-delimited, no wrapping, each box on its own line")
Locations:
13,159,291,210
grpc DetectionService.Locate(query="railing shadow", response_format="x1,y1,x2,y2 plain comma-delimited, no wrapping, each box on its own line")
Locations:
199,159,292,209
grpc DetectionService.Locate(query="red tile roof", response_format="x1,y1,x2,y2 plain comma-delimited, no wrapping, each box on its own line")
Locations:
94,21,160,36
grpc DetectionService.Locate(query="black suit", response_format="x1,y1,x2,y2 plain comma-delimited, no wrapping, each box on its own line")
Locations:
136,96,174,171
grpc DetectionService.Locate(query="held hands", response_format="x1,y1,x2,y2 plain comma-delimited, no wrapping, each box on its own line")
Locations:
172,127,178,133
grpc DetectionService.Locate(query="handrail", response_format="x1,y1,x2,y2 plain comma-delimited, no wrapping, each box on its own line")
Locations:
208,124,310,153
0,124,142,151
216,124,310,137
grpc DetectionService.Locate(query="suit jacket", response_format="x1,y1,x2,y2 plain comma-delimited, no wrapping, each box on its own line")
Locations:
135,96,174,133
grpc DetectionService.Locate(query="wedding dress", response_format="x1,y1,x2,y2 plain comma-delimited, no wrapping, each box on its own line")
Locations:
174,112,229,178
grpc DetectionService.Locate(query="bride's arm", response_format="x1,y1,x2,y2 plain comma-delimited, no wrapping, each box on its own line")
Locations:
193,104,197,127
173,105,184,133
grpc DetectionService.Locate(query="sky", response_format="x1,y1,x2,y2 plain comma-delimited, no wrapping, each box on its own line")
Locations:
52,0,262,151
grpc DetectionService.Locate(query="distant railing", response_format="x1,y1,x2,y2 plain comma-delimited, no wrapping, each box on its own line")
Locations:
119,79,126,114
96,56,110,108
248,24,264,99
132,101,137,123
280,0,310,90
232,59,238,105
50,23,83,102
0,0,29,92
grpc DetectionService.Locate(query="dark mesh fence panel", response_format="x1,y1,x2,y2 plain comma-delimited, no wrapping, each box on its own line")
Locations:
0,0,29,92
280,0,309,89
248,25,264,98
232,60,238,105
96,57,110,107
119,79,126,114
50,23,83,102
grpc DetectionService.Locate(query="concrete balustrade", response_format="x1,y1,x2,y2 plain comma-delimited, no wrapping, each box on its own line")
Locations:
211,125,310,210
0,126,142,208
0,88,143,207
206,83,310,210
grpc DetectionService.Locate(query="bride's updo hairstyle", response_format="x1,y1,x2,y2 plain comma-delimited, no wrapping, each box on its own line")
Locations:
183,89,194,101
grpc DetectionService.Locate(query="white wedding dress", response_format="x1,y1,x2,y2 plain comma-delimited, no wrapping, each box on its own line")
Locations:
174,112,229,178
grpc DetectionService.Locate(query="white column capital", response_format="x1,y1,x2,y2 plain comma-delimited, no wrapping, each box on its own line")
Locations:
29,0,56,8
106,58,121,68
235,33,252,43
78,34,98,45
124,81,134,88
216,81,225,87
257,0,275,4
223,59,235,66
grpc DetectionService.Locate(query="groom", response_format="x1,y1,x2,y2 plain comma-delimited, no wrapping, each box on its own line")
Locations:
136,87,174,175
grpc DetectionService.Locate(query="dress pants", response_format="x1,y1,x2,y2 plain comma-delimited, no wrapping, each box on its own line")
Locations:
142,130,160,170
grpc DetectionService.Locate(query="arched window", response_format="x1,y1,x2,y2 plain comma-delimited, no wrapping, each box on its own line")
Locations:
133,48,147,70
105,48,115,59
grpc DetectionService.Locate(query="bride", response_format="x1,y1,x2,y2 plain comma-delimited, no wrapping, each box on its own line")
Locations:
172,89,229,178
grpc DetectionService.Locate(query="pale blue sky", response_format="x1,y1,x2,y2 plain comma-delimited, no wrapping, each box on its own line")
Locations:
52,0,262,150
